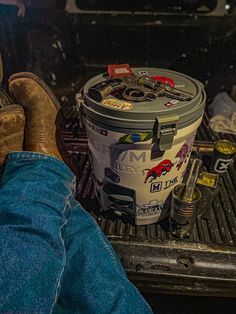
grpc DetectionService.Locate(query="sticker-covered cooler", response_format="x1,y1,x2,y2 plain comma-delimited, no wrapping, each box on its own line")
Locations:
79,66,206,225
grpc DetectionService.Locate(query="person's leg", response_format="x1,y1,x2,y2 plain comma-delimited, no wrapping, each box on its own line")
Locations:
0,54,3,85
0,152,75,313
1,74,76,312
54,200,153,314
8,72,152,313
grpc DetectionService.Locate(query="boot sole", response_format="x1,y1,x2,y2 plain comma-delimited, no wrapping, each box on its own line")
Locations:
9,72,61,111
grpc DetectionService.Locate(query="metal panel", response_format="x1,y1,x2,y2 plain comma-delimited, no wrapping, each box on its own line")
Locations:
66,0,229,16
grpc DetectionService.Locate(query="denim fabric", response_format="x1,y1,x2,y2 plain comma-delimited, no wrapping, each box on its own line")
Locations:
0,152,152,314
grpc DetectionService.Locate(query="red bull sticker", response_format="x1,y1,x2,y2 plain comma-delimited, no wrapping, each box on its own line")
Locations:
175,135,195,170
143,159,175,183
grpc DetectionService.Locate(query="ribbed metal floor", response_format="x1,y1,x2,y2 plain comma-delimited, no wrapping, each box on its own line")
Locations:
66,136,236,247
57,83,236,247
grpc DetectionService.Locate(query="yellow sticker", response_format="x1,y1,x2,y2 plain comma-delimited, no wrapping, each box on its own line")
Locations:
197,172,218,188
101,98,133,111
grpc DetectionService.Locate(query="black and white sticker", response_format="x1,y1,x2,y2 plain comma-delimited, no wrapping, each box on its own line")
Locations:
138,70,149,75
214,158,233,173
150,182,162,193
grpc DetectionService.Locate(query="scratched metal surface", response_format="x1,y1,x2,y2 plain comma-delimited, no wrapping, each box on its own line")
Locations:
57,83,236,248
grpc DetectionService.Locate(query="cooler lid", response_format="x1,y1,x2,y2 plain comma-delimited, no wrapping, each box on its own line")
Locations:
82,67,206,150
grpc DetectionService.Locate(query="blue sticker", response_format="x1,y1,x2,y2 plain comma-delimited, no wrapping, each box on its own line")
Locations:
131,133,142,142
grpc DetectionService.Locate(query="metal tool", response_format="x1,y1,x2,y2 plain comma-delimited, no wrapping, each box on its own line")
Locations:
88,73,194,103
169,159,202,238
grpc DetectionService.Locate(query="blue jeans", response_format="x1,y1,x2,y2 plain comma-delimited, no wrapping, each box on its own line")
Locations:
0,152,152,314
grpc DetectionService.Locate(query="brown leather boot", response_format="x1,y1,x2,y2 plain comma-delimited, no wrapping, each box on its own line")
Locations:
9,72,62,160
0,105,25,165
0,88,13,108
0,54,3,85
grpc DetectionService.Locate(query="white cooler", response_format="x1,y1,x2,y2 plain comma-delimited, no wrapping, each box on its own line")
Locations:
79,67,206,225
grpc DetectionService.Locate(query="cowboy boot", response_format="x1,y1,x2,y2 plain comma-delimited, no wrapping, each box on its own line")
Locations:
0,54,3,86
9,72,62,160
0,88,14,108
0,105,25,166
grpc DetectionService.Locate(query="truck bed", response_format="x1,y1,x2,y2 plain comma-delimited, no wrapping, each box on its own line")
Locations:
56,80,236,297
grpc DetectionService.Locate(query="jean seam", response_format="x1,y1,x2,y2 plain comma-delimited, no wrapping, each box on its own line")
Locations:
7,152,53,159
6,153,74,181
50,191,73,314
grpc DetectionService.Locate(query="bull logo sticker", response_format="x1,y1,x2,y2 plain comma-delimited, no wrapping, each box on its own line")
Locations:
175,135,195,170
143,159,174,183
